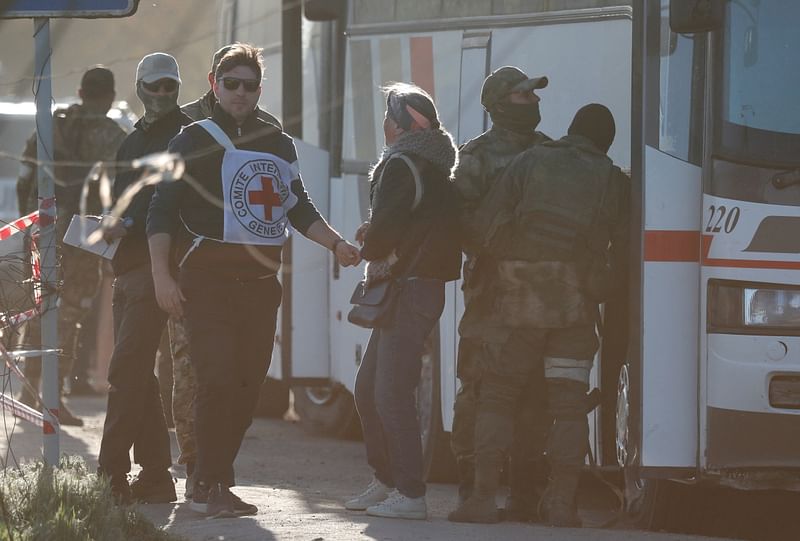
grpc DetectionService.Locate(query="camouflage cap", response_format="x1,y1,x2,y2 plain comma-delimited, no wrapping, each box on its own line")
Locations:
136,52,181,84
480,66,548,110
80,66,115,97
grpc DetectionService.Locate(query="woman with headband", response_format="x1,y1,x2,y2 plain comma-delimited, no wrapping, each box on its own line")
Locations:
345,82,460,520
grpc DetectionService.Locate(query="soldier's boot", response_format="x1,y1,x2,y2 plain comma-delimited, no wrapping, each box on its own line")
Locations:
59,399,84,427
539,467,581,527
455,456,475,505
542,376,590,528
447,456,500,524
504,458,544,522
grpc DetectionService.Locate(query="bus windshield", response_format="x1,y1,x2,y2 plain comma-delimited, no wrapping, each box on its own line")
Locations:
716,0,800,168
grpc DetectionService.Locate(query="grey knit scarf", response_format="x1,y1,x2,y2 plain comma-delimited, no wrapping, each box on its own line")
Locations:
369,128,458,186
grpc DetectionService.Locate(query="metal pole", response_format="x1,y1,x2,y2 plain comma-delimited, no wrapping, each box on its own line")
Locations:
280,0,303,382
33,17,60,467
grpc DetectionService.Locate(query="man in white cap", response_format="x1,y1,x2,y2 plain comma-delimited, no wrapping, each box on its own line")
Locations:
97,52,191,504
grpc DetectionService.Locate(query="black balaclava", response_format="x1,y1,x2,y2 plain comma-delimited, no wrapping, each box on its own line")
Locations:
568,103,616,153
136,81,179,128
489,101,541,133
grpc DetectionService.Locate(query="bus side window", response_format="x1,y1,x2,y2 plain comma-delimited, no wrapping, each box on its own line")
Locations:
656,0,706,165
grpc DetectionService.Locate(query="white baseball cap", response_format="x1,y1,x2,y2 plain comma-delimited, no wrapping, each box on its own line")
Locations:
136,52,181,84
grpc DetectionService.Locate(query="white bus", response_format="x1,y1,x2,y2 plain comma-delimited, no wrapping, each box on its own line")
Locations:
223,0,800,529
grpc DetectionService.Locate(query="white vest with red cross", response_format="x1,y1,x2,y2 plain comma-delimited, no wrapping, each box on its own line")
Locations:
196,118,299,246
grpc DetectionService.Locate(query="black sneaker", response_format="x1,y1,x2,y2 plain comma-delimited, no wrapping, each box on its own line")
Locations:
206,483,236,519
190,481,210,514
105,473,131,505
130,470,177,503
231,492,258,516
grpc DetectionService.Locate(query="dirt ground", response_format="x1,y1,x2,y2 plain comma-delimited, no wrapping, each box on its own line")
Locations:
0,394,779,541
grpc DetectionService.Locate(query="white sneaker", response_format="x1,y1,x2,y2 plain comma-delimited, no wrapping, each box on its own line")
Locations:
366,489,427,520
345,476,392,510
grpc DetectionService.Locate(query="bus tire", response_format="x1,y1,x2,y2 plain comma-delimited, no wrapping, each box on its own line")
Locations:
293,383,362,440
417,324,458,483
617,363,692,531
254,376,291,418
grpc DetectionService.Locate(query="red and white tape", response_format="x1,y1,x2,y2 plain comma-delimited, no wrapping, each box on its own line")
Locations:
0,210,39,242
0,210,43,330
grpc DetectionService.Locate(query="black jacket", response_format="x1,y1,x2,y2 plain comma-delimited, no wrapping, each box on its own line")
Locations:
112,107,192,276
147,105,322,274
362,155,461,281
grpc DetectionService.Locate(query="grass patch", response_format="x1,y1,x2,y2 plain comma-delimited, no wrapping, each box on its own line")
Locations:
0,455,182,541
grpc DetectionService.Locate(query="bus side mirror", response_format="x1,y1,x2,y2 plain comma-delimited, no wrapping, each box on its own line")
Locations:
303,0,346,21
669,0,723,33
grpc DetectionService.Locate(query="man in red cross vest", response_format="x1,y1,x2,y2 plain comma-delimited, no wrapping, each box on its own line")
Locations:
147,43,360,519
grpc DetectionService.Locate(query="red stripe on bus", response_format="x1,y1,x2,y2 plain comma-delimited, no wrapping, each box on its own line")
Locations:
644,230,700,261
702,257,800,270
645,230,800,269
410,36,435,99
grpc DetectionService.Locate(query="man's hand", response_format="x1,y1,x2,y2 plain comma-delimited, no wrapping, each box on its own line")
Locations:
101,216,128,243
153,272,186,317
335,240,362,267
355,221,369,246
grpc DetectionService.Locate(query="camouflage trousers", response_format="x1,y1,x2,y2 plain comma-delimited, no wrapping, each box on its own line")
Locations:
450,335,551,471
469,325,599,475
21,244,101,390
169,316,197,466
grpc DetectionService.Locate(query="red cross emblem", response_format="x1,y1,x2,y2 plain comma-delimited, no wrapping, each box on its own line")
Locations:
248,176,282,221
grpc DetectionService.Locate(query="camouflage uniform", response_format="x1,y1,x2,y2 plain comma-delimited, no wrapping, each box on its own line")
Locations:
168,316,196,467
16,104,126,409
451,125,551,490
470,132,629,526
450,67,551,520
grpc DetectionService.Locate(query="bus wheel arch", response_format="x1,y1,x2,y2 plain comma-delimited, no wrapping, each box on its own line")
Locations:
293,383,362,440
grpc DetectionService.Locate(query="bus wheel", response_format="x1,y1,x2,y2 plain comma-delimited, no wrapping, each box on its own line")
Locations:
417,325,457,483
293,383,362,439
254,377,291,418
616,363,689,531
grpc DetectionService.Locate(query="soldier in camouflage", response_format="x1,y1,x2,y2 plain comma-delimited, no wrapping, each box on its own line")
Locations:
460,104,629,527
16,67,126,426
448,66,551,524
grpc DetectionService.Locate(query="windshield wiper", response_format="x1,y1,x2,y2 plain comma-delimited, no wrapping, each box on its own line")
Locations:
772,169,800,189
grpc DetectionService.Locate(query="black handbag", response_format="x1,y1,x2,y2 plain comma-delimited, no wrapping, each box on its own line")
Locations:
347,278,400,328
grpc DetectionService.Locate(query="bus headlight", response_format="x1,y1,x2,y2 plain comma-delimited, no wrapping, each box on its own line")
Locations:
708,280,800,332
744,288,800,327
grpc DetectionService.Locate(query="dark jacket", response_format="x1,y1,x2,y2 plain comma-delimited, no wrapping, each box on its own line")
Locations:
146,104,322,275
362,154,461,282
112,107,192,276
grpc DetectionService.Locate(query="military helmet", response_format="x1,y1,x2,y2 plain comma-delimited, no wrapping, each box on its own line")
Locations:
480,66,548,110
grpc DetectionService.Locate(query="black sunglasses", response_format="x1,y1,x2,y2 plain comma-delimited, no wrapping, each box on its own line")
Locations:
219,77,260,92
141,79,178,93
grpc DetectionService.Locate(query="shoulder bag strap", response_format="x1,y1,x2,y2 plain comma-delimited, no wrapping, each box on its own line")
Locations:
196,119,236,151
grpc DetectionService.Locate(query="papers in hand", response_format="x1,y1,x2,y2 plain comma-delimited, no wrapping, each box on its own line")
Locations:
62,215,119,260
